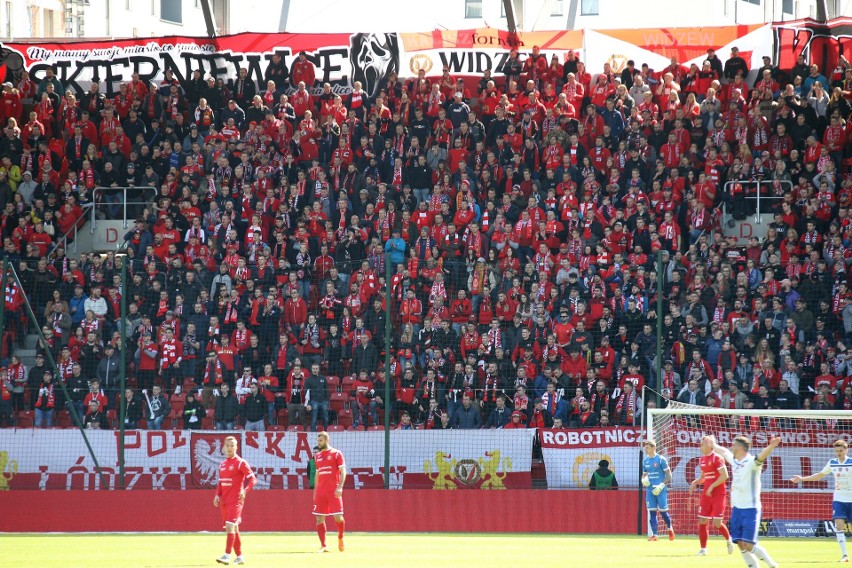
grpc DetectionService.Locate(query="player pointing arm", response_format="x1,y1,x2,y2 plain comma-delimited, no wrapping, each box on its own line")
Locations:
790,439,851,563
712,435,781,466
712,435,781,568
754,437,782,465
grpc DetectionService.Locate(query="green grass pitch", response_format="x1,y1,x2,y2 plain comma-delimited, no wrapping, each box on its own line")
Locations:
0,533,840,567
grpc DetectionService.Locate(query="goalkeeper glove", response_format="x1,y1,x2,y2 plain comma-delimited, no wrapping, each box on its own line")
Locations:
652,483,665,496
641,476,650,487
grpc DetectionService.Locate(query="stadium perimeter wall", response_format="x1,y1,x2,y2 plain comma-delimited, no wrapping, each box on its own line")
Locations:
0,490,638,533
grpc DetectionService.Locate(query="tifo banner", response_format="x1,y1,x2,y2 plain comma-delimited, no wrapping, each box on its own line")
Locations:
0,29,580,98
401,29,582,78
0,429,535,491
583,24,771,79
0,19,847,97
773,18,852,80
540,427,846,490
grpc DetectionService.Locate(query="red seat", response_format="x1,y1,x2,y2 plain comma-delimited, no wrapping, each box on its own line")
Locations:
171,400,185,416
107,410,117,429
17,410,34,421
326,424,345,432
336,409,352,428
136,419,148,430
16,415,33,428
368,425,385,431
287,425,303,432
267,424,286,431
170,392,186,406
275,409,288,428
327,376,340,392
57,410,73,429
201,417,214,429
330,392,349,412
341,375,355,393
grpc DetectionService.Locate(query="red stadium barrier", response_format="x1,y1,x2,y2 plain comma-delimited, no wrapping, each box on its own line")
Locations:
0,489,638,533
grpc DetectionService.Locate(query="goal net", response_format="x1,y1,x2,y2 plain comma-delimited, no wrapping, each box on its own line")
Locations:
646,402,852,539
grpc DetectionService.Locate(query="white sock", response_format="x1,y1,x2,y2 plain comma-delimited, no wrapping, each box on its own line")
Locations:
741,550,759,568
752,544,775,566
838,532,848,556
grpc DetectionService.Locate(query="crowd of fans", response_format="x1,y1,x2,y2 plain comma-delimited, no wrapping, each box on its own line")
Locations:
0,43,851,433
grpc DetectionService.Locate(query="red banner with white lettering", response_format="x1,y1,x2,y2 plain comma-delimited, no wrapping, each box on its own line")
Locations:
540,427,849,490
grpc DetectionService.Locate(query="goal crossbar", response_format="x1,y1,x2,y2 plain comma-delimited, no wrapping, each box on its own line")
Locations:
648,408,851,418
647,407,852,440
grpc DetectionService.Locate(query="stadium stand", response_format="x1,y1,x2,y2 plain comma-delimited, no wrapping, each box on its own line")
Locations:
1,46,852,436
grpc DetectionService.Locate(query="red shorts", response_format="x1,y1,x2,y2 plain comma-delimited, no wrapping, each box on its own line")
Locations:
312,492,344,516
220,501,244,525
698,490,727,519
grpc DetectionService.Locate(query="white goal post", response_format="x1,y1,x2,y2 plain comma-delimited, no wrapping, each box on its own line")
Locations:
643,403,852,538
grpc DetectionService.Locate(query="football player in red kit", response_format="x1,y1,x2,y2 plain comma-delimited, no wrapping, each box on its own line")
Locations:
313,431,347,552
689,435,734,556
214,436,256,565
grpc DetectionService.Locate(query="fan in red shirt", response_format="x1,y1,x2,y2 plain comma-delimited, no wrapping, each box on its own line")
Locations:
313,431,347,553
213,436,256,565
689,435,733,556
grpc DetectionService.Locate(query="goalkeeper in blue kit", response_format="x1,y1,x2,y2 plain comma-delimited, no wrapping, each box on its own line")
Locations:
642,439,675,541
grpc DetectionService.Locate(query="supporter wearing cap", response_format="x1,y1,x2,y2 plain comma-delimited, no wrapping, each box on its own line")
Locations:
93,343,120,399
504,410,526,429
